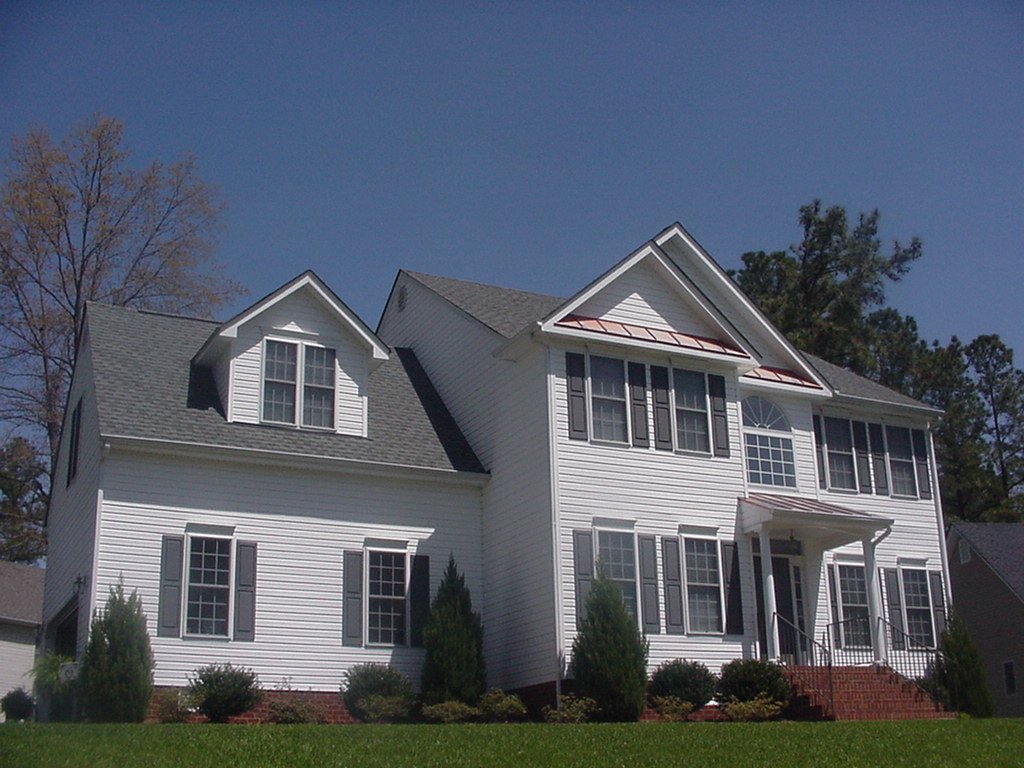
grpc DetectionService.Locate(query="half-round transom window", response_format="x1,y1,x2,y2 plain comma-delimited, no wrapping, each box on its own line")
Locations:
742,396,791,432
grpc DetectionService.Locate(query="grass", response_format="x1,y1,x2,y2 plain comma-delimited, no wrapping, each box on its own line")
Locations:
2,719,1023,768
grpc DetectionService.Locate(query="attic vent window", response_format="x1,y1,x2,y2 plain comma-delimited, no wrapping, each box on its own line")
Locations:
397,285,407,311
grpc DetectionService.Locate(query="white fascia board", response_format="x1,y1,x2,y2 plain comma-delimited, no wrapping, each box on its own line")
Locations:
827,392,943,419
101,435,489,488
194,273,390,369
655,225,831,392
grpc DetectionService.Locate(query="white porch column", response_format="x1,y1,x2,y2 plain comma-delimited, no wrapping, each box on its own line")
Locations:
759,529,779,660
862,538,884,664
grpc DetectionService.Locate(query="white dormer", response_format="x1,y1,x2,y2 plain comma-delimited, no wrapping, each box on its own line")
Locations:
193,271,390,437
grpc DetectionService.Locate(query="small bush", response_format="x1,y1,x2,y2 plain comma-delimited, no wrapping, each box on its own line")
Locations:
30,652,75,722
360,694,412,723
933,613,993,717
421,700,481,723
79,584,155,723
152,689,191,723
187,664,263,723
542,695,599,723
342,664,414,723
1,688,34,721
717,659,791,704
722,693,785,721
478,690,528,723
649,659,717,710
651,695,694,722
571,568,649,721
266,698,326,724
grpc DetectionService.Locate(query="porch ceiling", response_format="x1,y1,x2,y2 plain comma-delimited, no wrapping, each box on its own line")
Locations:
739,493,893,550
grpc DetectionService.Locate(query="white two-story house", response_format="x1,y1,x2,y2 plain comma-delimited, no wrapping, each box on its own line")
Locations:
44,223,949,717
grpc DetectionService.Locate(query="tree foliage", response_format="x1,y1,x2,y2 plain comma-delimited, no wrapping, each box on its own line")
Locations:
570,566,649,721
734,200,921,376
934,612,993,717
420,555,486,705
0,436,47,561
0,115,241,472
78,582,154,722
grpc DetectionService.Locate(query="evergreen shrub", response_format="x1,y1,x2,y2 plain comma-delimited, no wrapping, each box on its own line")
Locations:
421,555,486,705
266,698,326,724
78,583,154,722
1,688,34,721
478,690,528,722
570,567,649,721
717,659,791,704
421,700,481,723
649,659,717,710
541,695,598,723
341,663,414,722
651,696,694,721
933,613,994,717
187,664,263,723
722,692,786,721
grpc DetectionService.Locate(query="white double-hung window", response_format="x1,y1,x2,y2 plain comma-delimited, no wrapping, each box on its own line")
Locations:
597,529,638,620
683,537,723,634
185,535,232,637
262,339,336,429
367,550,407,646
589,356,628,443
886,426,918,497
673,369,710,453
741,397,796,488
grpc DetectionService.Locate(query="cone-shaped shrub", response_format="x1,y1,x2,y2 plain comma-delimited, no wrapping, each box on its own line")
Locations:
421,555,486,704
78,583,154,722
570,567,649,721
934,612,993,717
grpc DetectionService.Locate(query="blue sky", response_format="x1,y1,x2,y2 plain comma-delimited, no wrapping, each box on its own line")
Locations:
2,2,1022,356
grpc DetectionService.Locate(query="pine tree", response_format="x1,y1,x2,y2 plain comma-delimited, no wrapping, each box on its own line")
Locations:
935,612,994,717
570,567,649,721
78,582,154,722
420,555,485,704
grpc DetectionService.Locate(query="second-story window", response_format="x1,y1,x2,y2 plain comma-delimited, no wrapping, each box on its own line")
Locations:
262,339,336,429
673,369,710,453
824,417,857,490
741,397,796,487
886,426,917,497
590,356,628,443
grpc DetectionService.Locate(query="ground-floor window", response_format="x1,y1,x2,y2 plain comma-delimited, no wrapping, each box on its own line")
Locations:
367,550,407,645
900,568,934,648
835,565,871,647
186,536,232,636
597,530,638,620
683,537,723,634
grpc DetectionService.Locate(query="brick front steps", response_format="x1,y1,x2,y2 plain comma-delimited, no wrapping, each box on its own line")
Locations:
783,665,955,721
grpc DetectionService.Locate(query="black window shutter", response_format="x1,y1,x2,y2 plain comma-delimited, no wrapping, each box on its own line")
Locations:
812,415,827,489
868,423,890,496
628,363,650,448
722,542,744,635
929,571,946,640
827,564,842,649
158,535,184,637
650,366,673,451
573,530,594,627
566,353,588,440
708,374,729,457
638,535,660,634
883,568,905,650
852,421,873,494
343,550,363,646
409,554,430,647
234,541,257,641
912,430,932,499
661,537,685,634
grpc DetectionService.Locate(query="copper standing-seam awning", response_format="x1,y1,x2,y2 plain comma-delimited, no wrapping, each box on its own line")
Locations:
739,492,893,551
555,314,749,358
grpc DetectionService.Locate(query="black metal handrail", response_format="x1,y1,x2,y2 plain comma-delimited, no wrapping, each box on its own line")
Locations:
829,615,875,666
877,616,952,707
773,612,834,718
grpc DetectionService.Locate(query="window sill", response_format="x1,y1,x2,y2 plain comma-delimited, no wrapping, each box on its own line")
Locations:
674,449,713,458
182,633,231,641
588,439,632,449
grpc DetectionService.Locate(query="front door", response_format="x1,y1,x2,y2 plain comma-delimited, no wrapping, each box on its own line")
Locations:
754,555,804,662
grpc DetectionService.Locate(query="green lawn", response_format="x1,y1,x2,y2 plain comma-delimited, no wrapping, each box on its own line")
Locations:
2,720,1022,768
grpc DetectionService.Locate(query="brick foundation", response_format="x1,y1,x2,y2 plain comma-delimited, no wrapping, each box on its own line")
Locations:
148,687,355,724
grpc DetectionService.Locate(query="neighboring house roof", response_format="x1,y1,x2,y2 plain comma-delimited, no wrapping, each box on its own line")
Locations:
0,561,44,627
86,302,485,475
402,271,933,413
950,522,1024,603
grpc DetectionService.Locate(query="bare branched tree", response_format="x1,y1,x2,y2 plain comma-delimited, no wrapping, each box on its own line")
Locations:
0,115,243,476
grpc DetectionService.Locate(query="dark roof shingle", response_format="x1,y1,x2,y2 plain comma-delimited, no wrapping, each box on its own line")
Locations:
951,522,1024,602
0,562,44,626
86,303,484,475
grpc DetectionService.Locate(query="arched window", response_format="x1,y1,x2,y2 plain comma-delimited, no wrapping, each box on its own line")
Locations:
742,397,796,487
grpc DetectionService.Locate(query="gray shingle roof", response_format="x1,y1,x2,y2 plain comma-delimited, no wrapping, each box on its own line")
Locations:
951,522,1024,602
0,561,44,626
403,272,934,413
403,271,564,338
86,303,485,475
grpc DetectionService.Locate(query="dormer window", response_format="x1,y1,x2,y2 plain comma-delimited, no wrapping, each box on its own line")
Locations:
262,339,336,429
